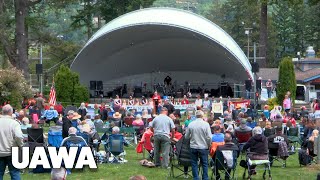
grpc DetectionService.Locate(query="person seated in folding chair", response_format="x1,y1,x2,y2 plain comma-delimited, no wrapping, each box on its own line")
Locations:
104,126,128,163
242,126,268,176
60,127,88,169
42,106,59,126
268,126,289,167
212,133,239,180
235,119,252,151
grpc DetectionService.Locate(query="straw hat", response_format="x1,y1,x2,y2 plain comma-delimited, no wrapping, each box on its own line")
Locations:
72,112,81,120
113,112,122,119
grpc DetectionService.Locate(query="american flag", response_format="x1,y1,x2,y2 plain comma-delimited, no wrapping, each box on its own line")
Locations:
49,81,56,106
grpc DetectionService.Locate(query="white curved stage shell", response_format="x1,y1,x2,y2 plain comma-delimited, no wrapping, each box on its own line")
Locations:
71,7,253,91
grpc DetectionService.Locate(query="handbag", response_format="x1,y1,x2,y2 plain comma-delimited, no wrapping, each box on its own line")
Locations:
136,142,143,153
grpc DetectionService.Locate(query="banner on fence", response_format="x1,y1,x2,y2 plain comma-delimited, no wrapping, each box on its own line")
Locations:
228,100,250,109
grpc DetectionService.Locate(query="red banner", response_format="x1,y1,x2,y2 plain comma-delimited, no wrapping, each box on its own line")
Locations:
228,100,250,109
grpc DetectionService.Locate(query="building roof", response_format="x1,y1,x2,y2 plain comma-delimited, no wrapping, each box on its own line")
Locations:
256,68,279,81
295,68,320,82
71,7,253,84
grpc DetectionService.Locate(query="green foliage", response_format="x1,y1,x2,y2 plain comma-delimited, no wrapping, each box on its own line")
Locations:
277,57,296,105
267,97,278,111
0,68,32,109
55,65,89,105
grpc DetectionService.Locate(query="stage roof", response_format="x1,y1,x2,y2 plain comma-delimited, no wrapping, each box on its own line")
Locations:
71,7,253,84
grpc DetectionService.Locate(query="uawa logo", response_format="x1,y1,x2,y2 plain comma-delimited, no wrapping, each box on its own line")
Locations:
12,147,97,169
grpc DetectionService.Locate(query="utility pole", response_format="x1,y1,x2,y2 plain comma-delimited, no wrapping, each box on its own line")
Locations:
40,44,43,95
253,42,257,109
245,28,253,61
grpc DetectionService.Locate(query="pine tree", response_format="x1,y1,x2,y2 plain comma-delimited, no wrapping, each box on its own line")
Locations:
277,57,296,105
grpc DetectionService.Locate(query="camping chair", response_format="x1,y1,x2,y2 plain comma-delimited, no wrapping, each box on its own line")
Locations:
287,127,301,151
235,130,252,152
211,149,238,180
168,137,193,179
47,126,63,148
242,152,272,180
104,134,126,163
264,128,275,137
120,127,137,145
27,128,45,154
142,133,154,160
268,141,287,167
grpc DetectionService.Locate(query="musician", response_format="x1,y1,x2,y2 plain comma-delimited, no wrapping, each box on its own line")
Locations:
181,95,189,105
141,96,148,105
152,91,161,114
113,95,122,112
164,75,172,86
134,99,140,106
128,96,134,106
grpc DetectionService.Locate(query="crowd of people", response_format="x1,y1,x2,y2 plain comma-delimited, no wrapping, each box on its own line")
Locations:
1,89,320,180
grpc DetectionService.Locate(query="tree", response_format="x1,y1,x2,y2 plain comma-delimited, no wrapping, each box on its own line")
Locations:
276,57,296,105
0,0,44,77
55,65,89,106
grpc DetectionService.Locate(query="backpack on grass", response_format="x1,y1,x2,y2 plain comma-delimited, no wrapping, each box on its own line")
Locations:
298,149,312,166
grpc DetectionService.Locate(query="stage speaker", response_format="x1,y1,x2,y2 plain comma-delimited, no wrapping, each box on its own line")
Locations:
89,81,97,90
36,64,43,74
256,80,262,90
245,80,252,90
252,62,259,73
97,81,103,90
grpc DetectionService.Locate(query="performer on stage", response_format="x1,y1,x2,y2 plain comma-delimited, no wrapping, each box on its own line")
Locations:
141,96,148,105
128,96,134,106
152,91,161,114
181,95,189,105
164,75,172,86
113,95,122,112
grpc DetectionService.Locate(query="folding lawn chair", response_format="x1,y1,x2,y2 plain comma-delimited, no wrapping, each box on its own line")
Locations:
121,127,137,145
168,137,192,179
242,152,272,180
211,148,238,180
287,126,301,151
235,130,251,153
104,134,126,163
268,141,287,167
27,128,45,154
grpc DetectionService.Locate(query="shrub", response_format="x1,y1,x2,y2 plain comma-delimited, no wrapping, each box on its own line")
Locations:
55,65,89,105
276,57,296,105
267,97,278,111
0,68,32,109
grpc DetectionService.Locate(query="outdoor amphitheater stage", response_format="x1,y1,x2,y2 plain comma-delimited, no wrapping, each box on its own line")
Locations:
71,8,254,96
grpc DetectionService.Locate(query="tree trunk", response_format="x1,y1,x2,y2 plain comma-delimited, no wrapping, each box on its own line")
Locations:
15,0,29,77
259,3,267,68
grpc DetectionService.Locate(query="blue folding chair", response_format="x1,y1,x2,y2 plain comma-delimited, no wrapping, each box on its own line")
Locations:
104,134,125,163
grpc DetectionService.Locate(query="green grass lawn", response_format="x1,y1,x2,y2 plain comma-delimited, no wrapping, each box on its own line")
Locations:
3,127,320,180
3,146,320,180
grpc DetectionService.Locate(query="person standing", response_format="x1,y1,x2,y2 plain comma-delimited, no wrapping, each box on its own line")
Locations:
35,93,45,116
150,107,175,168
195,95,203,109
283,95,291,113
77,102,87,120
185,110,212,180
266,79,273,99
0,105,24,180
62,110,75,138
